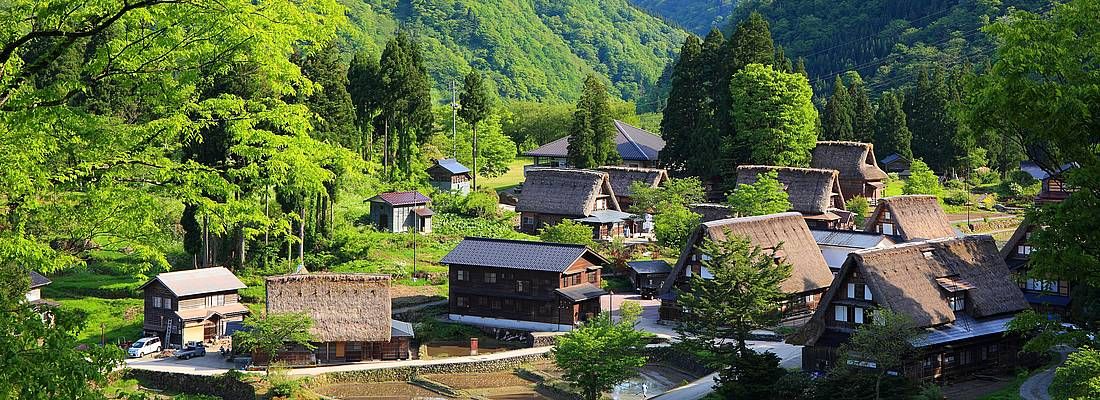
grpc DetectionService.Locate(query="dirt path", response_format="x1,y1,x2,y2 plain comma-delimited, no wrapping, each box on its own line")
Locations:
1020,348,1072,400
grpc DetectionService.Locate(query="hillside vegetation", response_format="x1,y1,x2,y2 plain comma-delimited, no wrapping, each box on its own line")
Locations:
340,0,688,102
629,0,737,34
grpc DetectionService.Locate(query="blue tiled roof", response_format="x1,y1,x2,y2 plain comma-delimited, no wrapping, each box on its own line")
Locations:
434,158,470,174
524,120,665,161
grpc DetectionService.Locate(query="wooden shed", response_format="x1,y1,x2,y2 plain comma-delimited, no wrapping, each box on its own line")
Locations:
368,191,433,233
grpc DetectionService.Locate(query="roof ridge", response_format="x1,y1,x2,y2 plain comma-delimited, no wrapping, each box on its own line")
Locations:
738,165,839,175
461,236,591,249
702,212,804,227
615,120,649,161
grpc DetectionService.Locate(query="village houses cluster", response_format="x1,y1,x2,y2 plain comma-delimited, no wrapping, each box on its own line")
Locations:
23,119,1077,385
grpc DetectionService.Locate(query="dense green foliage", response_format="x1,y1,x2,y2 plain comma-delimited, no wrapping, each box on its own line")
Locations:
567,76,620,169
1052,347,1100,399
654,206,701,251
458,71,494,188
539,219,595,246
234,313,316,366
552,313,650,400
873,91,913,160
727,171,792,217
728,64,818,168
629,0,736,35
629,177,704,250
340,0,687,103
835,309,921,400
903,160,943,196
675,236,792,396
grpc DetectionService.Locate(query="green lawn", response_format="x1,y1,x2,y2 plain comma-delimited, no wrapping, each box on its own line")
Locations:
479,156,530,192
57,297,144,345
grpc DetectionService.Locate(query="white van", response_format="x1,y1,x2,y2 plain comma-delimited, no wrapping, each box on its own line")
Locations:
128,337,162,358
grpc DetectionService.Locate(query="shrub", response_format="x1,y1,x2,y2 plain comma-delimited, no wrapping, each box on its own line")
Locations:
463,190,500,218
943,190,969,206
539,220,594,246
845,196,870,226
265,363,301,397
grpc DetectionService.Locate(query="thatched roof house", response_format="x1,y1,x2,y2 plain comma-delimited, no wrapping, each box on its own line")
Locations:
735,165,846,214
799,235,1032,379
518,169,633,239
266,273,393,343
864,195,955,242
662,212,835,296
689,203,732,223
597,166,668,205
810,141,889,202
1000,220,1072,315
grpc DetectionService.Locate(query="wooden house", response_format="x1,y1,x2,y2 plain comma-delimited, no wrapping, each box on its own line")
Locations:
597,166,668,209
140,267,249,346
659,213,836,322
1020,161,1076,204
626,260,672,293
368,191,433,233
811,229,895,272
811,141,889,203
736,165,852,229
517,169,634,240
427,158,472,195
263,273,414,365
524,120,665,170
26,271,52,305
443,237,610,331
879,153,910,174
863,195,956,243
797,236,1031,382
1000,222,1071,317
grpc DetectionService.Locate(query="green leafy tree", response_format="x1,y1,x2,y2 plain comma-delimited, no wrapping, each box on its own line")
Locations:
539,220,594,246
903,159,942,196
297,42,358,150
654,206,701,251
727,171,791,217
873,91,913,161
728,64,818,168
628,177,705,214
502,101,575,153
660,36,705,175
728,12,775,72
233,313,316,367
1052,347,1100,400
966,0,1100,286
568,75,619,169
835,309,921,400
823,76,854,141
458,71,494,189
846,196,870,226
675,236,792,396
348,52,383,160
618,300,643,326
379,31,434,179
552,314,649,400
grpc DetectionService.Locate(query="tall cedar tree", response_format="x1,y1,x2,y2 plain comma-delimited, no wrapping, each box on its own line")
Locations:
698,29,728,175
905,68,959,174
348,52,383,160
568,75,619,169
458,71,493,189
728,64,818,172
297,43,358,151
379,32,434,179
659,36,704,174
847,73,875,143
874,91,913,161
728,12,775,71
823,76,854,141
676,236,792,396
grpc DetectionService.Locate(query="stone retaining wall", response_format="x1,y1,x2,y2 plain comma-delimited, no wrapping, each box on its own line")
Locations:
310,352,552,385
125,369,256,400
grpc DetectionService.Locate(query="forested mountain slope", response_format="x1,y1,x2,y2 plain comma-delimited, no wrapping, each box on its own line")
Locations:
339,0,688,102
628,0,737,34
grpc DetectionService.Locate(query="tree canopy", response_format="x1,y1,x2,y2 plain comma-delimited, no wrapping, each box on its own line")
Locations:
727,171,791,217
553,313,649,400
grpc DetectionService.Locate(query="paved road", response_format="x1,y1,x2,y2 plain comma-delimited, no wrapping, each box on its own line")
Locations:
1020,348,1071,400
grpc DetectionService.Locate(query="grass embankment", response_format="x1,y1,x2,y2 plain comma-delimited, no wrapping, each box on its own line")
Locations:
44,268,147,345
479,156,530,193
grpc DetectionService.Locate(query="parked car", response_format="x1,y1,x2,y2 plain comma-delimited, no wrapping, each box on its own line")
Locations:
128,337,162,358
176,341,206,360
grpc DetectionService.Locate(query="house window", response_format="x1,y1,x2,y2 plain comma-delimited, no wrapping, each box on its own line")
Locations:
1017,245,1033,255
847,283,856,299
153,296,162,308
880,223,894,235
948,293,966,311
595,198,607,210
477,296,488,306
456,296,468,307
523,216,535,226
1026,279,1057,292
205,294,225,308
854,307,865,324
490,299,502,310
864,285,873,301
587,271,597,283
883,211,891,220
485,272,497,284
164,298,172,309
517,280,529,293
456,270,467,281
835,305,849,322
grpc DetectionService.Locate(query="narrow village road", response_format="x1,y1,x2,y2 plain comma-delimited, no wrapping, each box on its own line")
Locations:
1020,348,1072,400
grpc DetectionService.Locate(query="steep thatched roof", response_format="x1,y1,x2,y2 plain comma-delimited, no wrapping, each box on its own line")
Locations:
735,165,845,214
841,236,1025,329
810,141,889,183
690,203,732,222
864,195,955,242
517,168,620,216
265,274,392,342
597,166,668,198
662,212,835,295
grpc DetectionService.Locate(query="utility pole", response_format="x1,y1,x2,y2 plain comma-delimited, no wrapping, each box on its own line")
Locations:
412,210,419,281
451,79,459,159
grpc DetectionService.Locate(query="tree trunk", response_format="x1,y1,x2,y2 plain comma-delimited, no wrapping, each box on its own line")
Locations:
472,123,478,190
384,119,390,178
298,206,305,267
264,186,270,246
201,214,210,268
238,227,246,267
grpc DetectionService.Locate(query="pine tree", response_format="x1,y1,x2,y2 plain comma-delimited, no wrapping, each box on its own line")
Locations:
698,29,729,174
774,45,793,73
458,71,493,190
379,31,434,179
569,75,618,169
297,43,358,150
794,57,808,78
823,76,853,140
660,36,704,174
348,51,383,160
873,91,912,161
846,72,874,143
905,67,956,174
729,12,775,72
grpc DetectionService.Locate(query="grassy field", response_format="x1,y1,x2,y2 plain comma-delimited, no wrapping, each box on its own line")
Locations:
479,156,530,192
57,297,144,345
